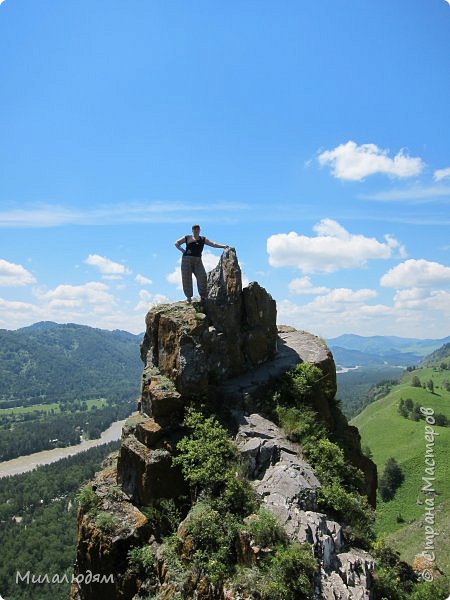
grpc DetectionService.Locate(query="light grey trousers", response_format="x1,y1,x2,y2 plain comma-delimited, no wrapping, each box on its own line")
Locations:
181,255,207,299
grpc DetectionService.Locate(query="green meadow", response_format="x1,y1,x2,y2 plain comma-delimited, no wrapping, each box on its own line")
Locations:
0,397,108,416
351,362,450,575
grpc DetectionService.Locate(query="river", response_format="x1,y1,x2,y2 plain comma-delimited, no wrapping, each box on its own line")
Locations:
0,419,126,479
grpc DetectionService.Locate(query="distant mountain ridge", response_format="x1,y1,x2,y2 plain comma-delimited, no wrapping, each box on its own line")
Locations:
328,333,450,366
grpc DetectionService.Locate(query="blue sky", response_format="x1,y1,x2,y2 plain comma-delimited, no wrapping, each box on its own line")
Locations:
1,0,449,338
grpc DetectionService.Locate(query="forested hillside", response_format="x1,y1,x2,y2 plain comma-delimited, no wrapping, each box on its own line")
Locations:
0,322,142,459
0,322,142,407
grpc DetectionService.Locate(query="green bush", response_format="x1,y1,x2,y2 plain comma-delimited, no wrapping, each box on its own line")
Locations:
75,484,101,514
180,501,240,586
154,375,176,391
242,508,287,548
140,497,183,538
317,481,374,548
304,438,365,494
94,510,120,533
379,457,404,502
127,545,155,576
275,405,325,442
212,470,258,517
272,364,375,549
276,362,324,408
173,407,237,496
370,539,428,600
407,580,449,600
258,543,317,600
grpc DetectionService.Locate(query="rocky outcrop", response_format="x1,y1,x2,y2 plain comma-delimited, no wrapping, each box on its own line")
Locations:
70,459,152,600
139,248,277,397
234,413,374,599
71,249,376,600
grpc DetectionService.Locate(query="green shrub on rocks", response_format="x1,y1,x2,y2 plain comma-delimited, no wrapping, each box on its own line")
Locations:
259,543,317,600
232,542,317,600
173,407,238,498
210,465,258,517
242,508,287,548
276,362,324,407
158,408,317,596
127,544,155,576
140,497,183,538
276,404,326,442
75,484,101,515
94,510,120,532
272,365,375,549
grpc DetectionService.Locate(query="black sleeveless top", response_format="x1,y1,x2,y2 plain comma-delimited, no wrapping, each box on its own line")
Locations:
184,235,205,257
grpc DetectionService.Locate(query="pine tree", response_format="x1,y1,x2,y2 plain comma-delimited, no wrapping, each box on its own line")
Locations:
379,458,404,502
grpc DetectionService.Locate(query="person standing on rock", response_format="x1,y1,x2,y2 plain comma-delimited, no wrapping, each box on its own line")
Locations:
175,225,229,303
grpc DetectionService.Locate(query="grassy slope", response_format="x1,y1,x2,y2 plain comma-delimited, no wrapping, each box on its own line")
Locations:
0,397,107,416
351,365,450,575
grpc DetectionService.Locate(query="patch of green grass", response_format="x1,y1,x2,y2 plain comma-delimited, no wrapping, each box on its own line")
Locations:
0,397,107,416
351,366,450,574
387,499,450,577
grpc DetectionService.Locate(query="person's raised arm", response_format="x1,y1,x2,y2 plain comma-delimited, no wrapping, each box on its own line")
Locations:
204,238,229,250
175,236,186,253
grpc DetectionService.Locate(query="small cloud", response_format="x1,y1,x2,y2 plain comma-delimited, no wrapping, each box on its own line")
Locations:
318,141,424,181
288,277,330,296
135,290,170,312
39,281,115,311
135,274,153,285
84,254,131,278
434,167,450,182
384,234,407,258
381,258,450,289
0,258,36,286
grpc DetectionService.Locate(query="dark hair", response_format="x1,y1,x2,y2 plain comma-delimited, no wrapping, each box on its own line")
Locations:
192,224,200,230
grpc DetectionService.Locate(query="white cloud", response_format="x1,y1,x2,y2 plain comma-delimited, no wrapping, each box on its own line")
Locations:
318,141,424,181
166,251,221,289
267,219,400,273
135,274,152,285
276,286,450,339
135,290,171,312
384,234,408,258
392,288,450,323
84,254,131,278
434,167,450,182
288,277,329,295
0,297,44,330
380,259,450,289
0,259,36,286
277,287,391,338
313,288,377,305
39,281,115,314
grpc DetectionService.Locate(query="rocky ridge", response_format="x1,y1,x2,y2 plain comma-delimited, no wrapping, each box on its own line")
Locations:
70,248,376,600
